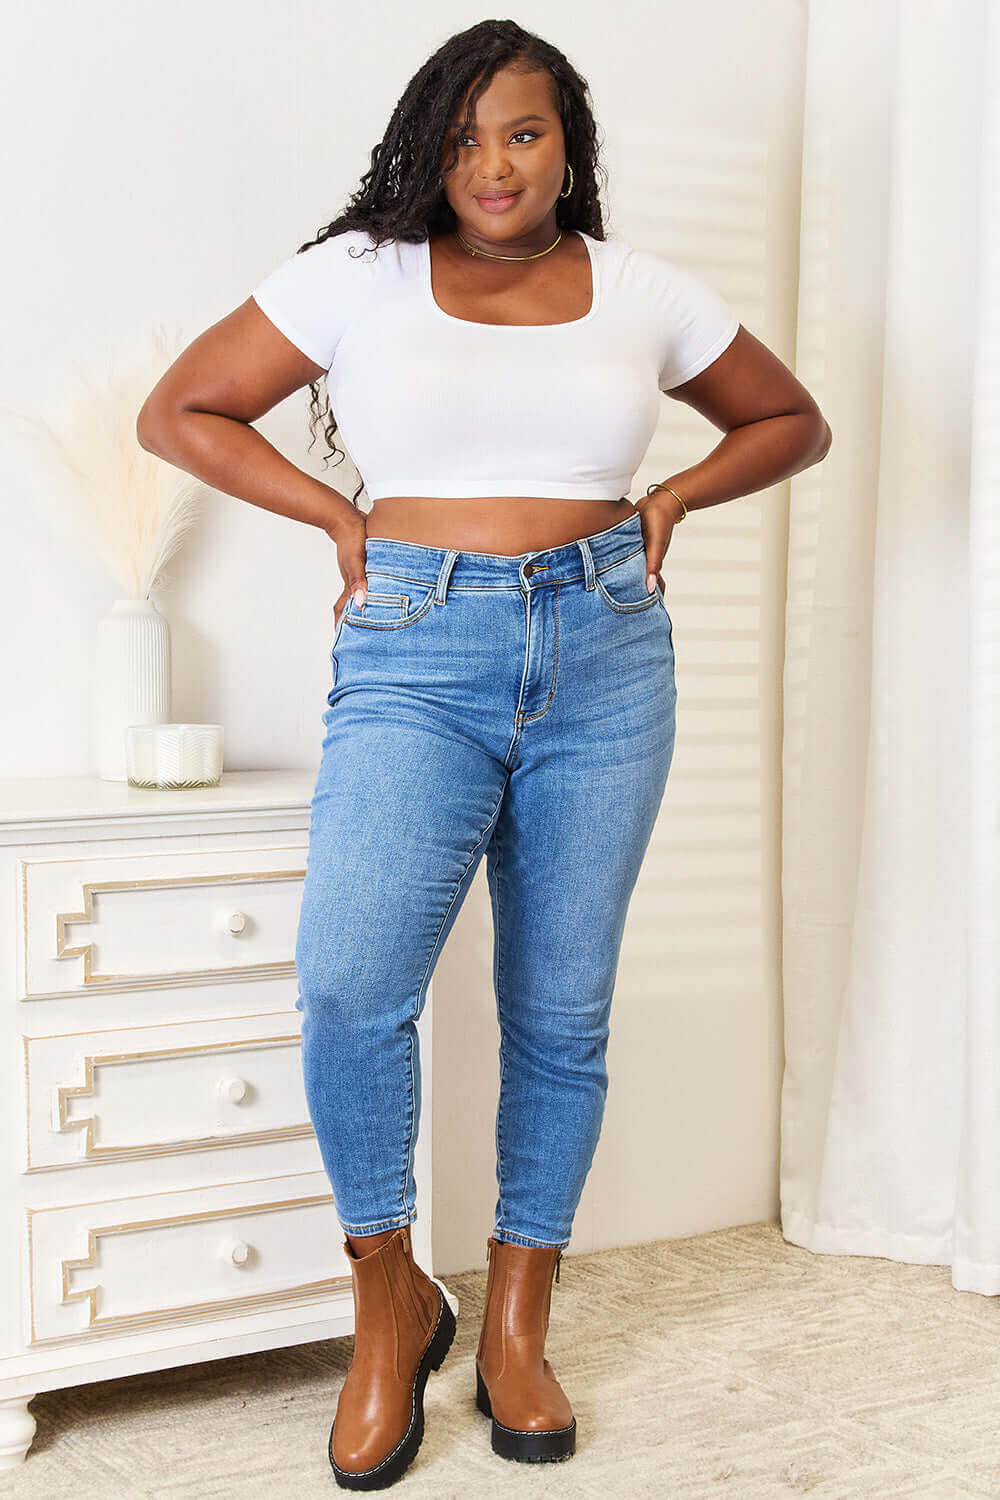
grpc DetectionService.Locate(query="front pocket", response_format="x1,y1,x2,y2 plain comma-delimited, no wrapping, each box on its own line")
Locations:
593,546,661,614
343,583,437,630
349,590,409,621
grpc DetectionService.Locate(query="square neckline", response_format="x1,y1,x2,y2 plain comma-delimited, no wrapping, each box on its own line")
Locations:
422,231,601,330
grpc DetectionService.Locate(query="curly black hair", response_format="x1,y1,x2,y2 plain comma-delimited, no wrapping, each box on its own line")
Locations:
290,18,609,507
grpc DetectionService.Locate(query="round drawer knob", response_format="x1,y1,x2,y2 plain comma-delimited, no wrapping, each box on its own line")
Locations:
227,911,248,935
218,1076,248,1104
227,1239,252,1267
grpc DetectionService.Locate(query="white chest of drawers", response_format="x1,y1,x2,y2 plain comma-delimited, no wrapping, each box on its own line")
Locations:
0,771,448,1467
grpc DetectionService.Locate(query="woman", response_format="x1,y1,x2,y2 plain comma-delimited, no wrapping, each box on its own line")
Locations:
138,19,831,1491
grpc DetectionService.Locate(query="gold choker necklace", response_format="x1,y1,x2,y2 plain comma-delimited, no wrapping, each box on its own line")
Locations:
455,229,563,261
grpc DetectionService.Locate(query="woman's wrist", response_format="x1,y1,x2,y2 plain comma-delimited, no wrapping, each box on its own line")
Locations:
320,489,367,541
645,481,688,524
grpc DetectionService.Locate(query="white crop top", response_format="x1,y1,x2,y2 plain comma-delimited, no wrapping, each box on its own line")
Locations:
250,229,739,501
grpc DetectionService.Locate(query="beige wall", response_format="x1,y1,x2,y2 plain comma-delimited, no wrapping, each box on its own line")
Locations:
1,3,808,1275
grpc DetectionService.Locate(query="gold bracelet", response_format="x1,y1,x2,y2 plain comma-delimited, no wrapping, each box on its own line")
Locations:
646,482,688,521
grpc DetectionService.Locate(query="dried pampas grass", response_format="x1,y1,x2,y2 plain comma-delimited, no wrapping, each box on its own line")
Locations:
5,325,205,601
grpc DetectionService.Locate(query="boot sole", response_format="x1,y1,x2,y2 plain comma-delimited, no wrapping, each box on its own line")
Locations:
475,1364,576,1462
329,1281,457,1490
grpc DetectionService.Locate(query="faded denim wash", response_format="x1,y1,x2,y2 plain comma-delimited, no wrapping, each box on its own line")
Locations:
294,509,676,1250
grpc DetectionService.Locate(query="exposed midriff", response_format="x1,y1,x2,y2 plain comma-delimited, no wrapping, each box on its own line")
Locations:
364,494,637,556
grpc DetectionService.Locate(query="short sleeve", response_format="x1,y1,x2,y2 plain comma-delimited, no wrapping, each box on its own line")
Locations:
626,247,740,391
249,229,375,370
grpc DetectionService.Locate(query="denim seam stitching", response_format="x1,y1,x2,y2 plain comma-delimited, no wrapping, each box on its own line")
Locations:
401,779,509,1215
492,820,509,1238
577,535,596,591
359,591,408,606
509,588,533,748
491,1230,571,1249
400,1011,417,1222
366,575,533,592
435,549,459,603
329,606,348,687
597,543,648,573
593,570,661,615
340,1212,415,1234
358,549,644,594
344,587,437,630
504,719,525,771
518,584,561,723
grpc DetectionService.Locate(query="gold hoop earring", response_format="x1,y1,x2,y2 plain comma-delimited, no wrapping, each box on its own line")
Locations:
559,163,574,199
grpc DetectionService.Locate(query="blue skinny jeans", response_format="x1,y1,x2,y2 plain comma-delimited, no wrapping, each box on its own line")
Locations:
294,509,677,1250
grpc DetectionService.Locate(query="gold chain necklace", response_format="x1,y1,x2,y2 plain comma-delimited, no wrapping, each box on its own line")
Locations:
455,229,563,261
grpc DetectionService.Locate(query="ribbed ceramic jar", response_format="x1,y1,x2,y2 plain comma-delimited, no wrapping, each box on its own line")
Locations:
93,598,171,781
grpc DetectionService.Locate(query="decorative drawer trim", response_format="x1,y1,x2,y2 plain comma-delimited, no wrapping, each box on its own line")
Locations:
58,1197,343,1335
25,1031,312,1169
53,870,304,987
20,846,309,998
26,1175,349,1344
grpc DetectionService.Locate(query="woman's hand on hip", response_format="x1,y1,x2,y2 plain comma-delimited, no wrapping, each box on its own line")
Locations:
328,510,369,627
635,491,679,596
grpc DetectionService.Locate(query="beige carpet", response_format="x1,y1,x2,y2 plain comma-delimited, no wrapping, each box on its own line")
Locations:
3,1221,998,1499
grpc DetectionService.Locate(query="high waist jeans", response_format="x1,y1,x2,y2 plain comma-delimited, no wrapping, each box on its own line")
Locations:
294,509,676,1250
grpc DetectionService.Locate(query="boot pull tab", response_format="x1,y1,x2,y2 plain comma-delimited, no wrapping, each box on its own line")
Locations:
486,1237,493,1265
555,1251,562,1284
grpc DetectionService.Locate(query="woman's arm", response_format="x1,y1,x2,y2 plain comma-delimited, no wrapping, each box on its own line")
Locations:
654,324,832,514
136,299,358,533
638,324,832,586
136,298,371,606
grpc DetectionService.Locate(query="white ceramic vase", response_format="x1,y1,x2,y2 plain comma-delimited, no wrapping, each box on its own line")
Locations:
93,598,171,781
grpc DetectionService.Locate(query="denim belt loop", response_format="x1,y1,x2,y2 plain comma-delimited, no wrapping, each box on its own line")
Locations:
575,536,596,591
435,549,460,604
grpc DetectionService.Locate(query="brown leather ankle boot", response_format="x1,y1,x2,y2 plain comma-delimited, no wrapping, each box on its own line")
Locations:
475,1235,576,1462
329,1222,456,1490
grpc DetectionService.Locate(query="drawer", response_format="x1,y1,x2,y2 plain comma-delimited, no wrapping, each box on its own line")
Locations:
27,1171,348,1344
20,844,307,998
23,1012,313,1170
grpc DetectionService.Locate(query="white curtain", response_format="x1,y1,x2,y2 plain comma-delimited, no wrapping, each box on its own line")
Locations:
780,0,999,1294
